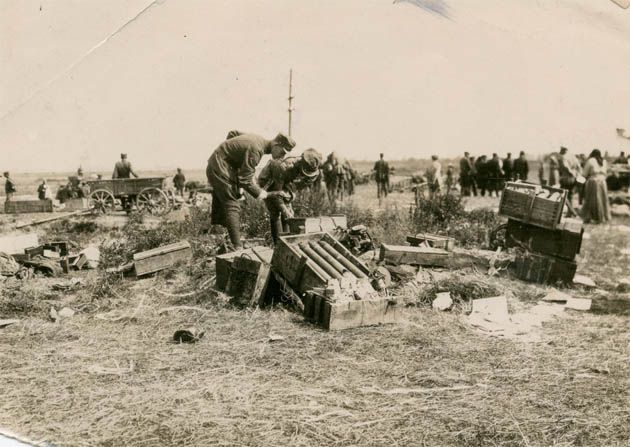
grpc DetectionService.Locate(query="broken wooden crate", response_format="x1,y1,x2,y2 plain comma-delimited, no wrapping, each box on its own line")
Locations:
215,246,273,291
379,244,450,267
513,252,577,285
133,240,192,277
216,246,274,307
406,233,455,251
4,199,53,214
271,232,371,295
303,292,401,331
286,215,347,235
505,218,583,261
499,182,567,230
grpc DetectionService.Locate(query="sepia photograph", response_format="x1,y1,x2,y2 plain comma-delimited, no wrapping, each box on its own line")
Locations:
1,0,630,445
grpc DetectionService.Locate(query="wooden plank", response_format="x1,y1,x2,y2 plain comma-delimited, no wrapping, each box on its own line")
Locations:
406,233,455,251
133,242,192,276
0,233,39,255
4,199,53,214
133,240,191,261
15,209,91,229
321,298,401,331
379,244,450,267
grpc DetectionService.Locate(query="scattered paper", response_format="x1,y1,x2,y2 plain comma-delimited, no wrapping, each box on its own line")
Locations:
432,292,453,311
542,289,572,303
0,319,19,328
573,274,596,288
565,298,592,311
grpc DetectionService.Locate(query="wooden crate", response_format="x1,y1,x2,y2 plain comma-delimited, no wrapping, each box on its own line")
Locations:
303,293,401,331
379,244,450,267
406,233,455,251
286,215,347,235
215,246,273,291
498,182,567,230
133,240,192,276
225,255,271,307
513,252,577,285
271,232,371,295
506,218,583,260
4,199,53,214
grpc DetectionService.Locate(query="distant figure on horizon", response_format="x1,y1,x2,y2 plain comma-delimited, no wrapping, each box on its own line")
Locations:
373,153,390,201
581,149,611,224
459,151,473,196
112,153,138,179
445,163,455,194
173,168,186,197
468,156,478,196
513,151,529,181
37,179,49,200
4,171,16,202
613,151,628,165
485,153,503,196
426,155,443,198
503,152,514,182
474,155,488,196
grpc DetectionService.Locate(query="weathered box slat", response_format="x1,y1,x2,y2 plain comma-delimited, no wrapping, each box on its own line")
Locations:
133,240,192,276
286,215,347,235
306,296,401,331
4,199,53,214
498,182,567,230
215,246,274,291
379,244,450,267
506,219,583,260
406,233,455,251
513,252,576,285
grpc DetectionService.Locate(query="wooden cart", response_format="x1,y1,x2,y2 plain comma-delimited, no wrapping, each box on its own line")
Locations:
85,177,171,215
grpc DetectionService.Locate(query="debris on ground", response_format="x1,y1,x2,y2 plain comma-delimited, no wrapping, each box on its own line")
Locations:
51,277,85,291
50,306,75,322
0,252,20,276
0,319,20,328
432,292,453,311
338,224,375,255
617,277,630,292
407,233,455,251
0,233,39,255
286,215,347,235
173,327,205,343
541,288,572,303
565,297,592,311
573,274,597,288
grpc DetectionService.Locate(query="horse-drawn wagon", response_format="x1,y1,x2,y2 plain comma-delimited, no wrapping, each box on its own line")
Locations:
85,177,171,215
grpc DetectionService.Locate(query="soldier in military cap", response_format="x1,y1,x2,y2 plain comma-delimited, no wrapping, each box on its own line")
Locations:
206,131,296,249
258,148,323,243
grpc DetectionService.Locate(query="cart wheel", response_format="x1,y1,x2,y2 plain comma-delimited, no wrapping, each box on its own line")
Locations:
88,189,115,214
489,223,508,250
137,188,171,216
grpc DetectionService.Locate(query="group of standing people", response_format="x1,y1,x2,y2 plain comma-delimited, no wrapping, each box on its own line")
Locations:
459,151,530,197
321,153,356,204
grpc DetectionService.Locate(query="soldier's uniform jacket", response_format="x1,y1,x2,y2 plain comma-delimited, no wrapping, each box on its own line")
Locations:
207,133,267,201
373,160,389,182
112,160,136,179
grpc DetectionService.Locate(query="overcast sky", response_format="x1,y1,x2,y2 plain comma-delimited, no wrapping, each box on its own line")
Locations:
1,0,630,172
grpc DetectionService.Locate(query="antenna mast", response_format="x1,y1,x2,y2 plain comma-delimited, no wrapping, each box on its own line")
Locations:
288,69,294,137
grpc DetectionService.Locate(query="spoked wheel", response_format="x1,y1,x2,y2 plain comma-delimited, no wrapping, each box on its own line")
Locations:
136,187,171,216
489,223,508,251
88,189,115,214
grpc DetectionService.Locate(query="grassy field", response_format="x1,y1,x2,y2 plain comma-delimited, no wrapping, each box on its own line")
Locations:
1,180,629,446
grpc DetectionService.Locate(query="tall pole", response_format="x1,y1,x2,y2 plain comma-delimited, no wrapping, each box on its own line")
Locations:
288,69,294,137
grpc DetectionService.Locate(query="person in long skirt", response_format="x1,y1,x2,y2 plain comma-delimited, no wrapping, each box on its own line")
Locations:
581,149,611,224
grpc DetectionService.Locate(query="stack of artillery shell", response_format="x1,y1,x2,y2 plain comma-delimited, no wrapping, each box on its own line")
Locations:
296,240,368,285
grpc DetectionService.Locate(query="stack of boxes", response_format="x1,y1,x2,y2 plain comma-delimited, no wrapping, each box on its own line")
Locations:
499,182,584,285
